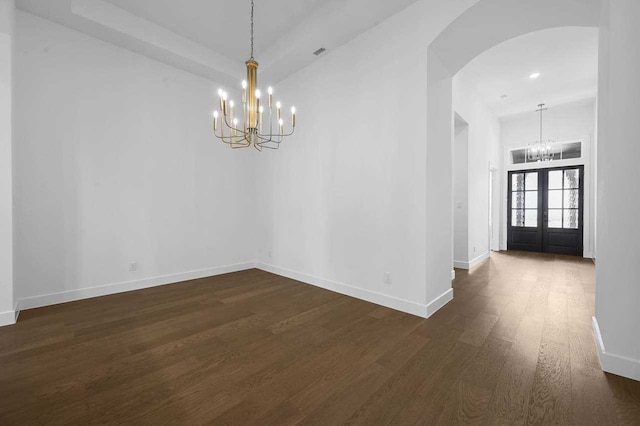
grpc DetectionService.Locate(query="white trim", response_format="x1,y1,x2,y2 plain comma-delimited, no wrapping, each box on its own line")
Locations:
14,300,20,322
592,317,640,381
16,262,255,312
453,251,490,270
451,269,456,280
0,310,17,327
256,262,440,318
453,260,467,269
427,288,454,317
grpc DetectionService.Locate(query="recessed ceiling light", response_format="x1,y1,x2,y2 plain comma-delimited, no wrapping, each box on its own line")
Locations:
501,94,508,100
529,72,541,79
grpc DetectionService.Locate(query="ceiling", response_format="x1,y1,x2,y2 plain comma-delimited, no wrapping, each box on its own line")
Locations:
103,0,327,63
456,27,599,118
16,0,420,86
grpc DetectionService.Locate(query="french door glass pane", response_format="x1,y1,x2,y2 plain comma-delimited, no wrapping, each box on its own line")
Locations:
564,169,579,188
512,173,525,191
548,209,563,228
564,209,579,229
512,192,525,209
549,170,563,189
525,210,537,227
512,209,525,227
564,189,579,209
526,172,538,190
548,190,562,209
525,191,538,208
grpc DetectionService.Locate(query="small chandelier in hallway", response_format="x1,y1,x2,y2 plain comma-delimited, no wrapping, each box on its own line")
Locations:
212,0,296,151
527,103,554,162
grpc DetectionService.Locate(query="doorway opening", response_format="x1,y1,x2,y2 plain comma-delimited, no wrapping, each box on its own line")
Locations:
489,165,500,252
507,166,584,255
453,114,469,268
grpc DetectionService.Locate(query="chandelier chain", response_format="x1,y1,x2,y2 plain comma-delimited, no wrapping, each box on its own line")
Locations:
250,0,254,59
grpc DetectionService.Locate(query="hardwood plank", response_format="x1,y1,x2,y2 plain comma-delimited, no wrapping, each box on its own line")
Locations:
571,362,620,425
488,315,544,423
526,339,572,425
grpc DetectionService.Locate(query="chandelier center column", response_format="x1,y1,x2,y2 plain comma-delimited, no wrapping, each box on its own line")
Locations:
246,59,258,130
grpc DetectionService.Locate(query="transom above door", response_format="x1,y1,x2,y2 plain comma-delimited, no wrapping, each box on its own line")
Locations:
508,166,584,255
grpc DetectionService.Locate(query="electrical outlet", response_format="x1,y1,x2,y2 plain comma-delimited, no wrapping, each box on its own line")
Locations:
384,272,392,285
129,262,137,272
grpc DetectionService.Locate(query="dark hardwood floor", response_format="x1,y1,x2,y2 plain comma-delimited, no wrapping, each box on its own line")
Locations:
1,252,639,425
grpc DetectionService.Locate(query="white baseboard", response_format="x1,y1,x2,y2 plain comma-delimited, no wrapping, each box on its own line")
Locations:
256,262,446,319
451,270,456,280
0,309,17,327
12,260,456,325
16,261,256,312
453,252,490,270
427,288,454,317
592,317,640,381
453,260,466,269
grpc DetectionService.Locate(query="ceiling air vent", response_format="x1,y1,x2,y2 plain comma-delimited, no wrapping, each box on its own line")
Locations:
313,47,326,56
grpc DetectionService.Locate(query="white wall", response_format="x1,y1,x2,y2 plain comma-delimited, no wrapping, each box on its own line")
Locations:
501,98,597,147
499,99,597,257
452,75,501,268
594,0,640,381
254,0,477,317
12,12,257,307
0,0,14,326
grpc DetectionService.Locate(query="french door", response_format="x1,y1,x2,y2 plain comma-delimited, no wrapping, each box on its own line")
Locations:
507,166,584,255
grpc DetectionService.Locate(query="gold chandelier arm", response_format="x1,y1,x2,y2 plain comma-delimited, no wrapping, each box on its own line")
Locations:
255,134,284,149
256,142,280,150
230,142,251,149
222,112,250,134
214,126,248,142
255,127,295,142
214,127,252,148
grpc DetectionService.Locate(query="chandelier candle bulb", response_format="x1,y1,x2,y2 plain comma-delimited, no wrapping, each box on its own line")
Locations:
276,101,281,121
212,111,218,130
268,86,273,108
291,106,296,127
221,91,228,115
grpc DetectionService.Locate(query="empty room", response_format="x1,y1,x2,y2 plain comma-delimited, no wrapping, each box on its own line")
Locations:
1,0,639,424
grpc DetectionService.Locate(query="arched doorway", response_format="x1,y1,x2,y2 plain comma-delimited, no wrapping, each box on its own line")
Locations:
426,0,640,383
425,0,601,292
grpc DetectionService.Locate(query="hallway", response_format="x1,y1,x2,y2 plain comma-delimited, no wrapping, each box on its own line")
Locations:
449,251,640,424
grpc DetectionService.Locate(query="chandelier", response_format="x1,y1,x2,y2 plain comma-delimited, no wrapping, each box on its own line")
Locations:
527,103,554,162
212,0,296,150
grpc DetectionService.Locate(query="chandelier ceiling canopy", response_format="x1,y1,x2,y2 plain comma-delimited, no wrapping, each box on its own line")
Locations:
212,0,296,151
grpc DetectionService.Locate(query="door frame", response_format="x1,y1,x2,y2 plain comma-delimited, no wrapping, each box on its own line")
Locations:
507,165,585,255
